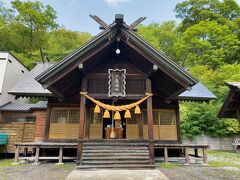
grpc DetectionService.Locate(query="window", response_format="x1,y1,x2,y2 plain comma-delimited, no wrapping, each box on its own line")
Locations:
153,110,159,125
50,108,79,124
3,116,36,123
142,110,147,124
141,109,176,125
127,111,138,124
160,111,176,125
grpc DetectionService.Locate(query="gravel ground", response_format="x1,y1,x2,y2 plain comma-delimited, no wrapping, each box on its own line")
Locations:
160,165,240,180
0,162,240,180
0,162,75,180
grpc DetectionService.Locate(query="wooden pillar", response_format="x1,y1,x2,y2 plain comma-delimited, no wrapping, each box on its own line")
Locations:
237,110,240,128
34,147,40,164
185,147,189,164
85,108,90,139
77,78,88,164
194,148,198,157
58,146,63,164
164,147,168,163
203,147,208,164
44,105,51,140
14,145,20,164
146,78,154,164
24,147,28,157
175,103,182,143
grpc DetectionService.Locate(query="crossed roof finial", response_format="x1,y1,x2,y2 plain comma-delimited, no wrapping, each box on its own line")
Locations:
89,14,147,31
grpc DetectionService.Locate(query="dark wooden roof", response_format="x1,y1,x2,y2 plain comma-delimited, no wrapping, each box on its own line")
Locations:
218,82,240,119
35,15,198,100
177,82,217,101
8,63,54,97
0,101,47,112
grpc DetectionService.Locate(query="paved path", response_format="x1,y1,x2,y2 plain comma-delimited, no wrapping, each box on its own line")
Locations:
66,169,169,180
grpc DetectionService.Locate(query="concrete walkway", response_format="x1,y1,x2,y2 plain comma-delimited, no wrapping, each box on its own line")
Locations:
66,169,169,180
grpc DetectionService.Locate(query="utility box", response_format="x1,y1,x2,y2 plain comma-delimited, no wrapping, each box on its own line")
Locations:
0,133,8,145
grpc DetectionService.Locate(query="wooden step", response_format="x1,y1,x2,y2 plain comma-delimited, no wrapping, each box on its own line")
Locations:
83,146,148,150
79,143,151,169
82,160,150,165
82,152,149,156
83,149,149,153
82,156,149,160
84,143,149,146
76,164,155,169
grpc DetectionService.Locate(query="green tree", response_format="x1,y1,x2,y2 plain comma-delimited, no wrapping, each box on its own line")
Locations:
11,0,58,62
175,0,240,30
176,20,240,69
46,29,91,61
137,21,179,62
180,102,240,138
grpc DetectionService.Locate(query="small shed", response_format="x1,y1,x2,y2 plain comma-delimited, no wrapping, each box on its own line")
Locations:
218,82,240,121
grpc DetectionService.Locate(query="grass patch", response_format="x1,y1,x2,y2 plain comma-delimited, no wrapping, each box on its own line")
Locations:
0,159,30,168
158,163,182,169
208,150,240,162
55,163,74,170
209,161,240,168
0,159,14,167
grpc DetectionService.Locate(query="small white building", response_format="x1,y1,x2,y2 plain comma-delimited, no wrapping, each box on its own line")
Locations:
0,52,29,106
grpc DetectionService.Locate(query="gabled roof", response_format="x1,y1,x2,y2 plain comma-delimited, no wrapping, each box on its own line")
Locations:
35,15,198,99
8,63,54,97
177,82,217,101
8,60,214,101
218,82,240,119
0,101,47,112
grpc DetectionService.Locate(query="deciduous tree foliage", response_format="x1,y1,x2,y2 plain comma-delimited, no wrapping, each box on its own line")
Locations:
0,0,91,68
137,0,240,137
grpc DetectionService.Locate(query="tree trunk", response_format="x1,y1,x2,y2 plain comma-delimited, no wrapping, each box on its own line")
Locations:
40,47,44,64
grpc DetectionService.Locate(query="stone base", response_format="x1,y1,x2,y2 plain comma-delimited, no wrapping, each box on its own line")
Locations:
32,162,40,165
55,163,64,165
12,163,19,165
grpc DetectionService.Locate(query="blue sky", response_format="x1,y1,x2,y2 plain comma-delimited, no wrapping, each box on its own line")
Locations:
2,0,240,35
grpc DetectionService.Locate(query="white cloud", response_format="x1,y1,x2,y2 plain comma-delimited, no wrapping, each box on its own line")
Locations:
104,0,130,7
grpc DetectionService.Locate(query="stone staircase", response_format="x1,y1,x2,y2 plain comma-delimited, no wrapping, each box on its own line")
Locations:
76,142,155,169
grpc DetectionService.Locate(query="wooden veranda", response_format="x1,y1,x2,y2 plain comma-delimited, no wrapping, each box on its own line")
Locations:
13,140,209,166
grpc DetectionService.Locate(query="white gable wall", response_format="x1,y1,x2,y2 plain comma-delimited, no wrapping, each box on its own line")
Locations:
0,52,29,106
0,53,8,94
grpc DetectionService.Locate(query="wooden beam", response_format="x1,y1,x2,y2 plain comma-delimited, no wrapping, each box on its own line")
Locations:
90,15,109,30
58,146,63,164
78,77,88,139
185,147,189,164
203,147,208,164
237,110,240,126
146,78,154,164
129,17,147,29
124,37,191,89
34,147,40,164
164,147,168,163
44,105,51,140
14,145,20,164
43,40,110,89
77,77,88,164
194,148,198,157
146,79,153,140
175,102,182,143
